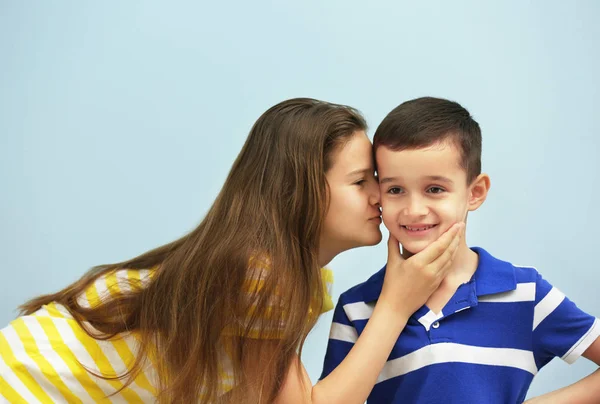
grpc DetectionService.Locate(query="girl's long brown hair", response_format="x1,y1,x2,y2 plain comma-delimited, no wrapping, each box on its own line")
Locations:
19,98,367,403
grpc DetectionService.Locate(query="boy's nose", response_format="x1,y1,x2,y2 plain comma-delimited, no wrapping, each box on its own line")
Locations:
404,196,428,217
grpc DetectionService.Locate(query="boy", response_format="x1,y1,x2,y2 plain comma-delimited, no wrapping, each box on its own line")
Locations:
320,97,600,403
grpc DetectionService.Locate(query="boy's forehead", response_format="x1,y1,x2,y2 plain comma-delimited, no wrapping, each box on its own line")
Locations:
375,143,465,179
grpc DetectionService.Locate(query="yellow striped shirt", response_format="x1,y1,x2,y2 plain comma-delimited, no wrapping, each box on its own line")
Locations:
0,268,334,403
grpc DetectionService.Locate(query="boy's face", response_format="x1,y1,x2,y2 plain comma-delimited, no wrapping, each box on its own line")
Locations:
376,140,481,255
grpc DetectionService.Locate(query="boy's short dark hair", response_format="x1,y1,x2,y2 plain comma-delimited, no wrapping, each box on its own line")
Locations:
373,97,482,184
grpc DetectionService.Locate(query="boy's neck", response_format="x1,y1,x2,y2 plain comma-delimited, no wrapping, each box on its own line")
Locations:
442,242,479,285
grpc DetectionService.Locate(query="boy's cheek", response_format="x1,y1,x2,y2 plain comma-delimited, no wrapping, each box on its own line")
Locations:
381,214,404,241
381,210,395,230
437,222,456,237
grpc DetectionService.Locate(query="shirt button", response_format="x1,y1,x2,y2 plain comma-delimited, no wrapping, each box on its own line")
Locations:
432,321,440,329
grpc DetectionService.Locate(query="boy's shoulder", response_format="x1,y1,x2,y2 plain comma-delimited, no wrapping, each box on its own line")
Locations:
338,264,387,305
471,246,542,286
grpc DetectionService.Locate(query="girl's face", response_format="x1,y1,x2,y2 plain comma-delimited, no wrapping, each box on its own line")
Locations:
320,131,382,265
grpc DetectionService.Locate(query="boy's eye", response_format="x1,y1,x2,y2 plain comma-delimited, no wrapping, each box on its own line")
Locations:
388,187,403,195
427,186,445,194
354,179,366,186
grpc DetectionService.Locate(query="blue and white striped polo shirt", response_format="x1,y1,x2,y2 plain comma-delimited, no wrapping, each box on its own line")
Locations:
320,247,599,403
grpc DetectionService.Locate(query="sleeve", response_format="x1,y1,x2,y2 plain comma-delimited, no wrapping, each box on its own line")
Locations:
531,270,600,368
1,311,113,403
223,266,335,340
319,294,358,380
221,265,286,340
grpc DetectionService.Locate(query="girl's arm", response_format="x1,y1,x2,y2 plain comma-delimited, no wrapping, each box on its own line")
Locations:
276,223,464,404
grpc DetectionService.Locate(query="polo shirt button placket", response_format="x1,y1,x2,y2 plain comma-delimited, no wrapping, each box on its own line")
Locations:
428,319,446,343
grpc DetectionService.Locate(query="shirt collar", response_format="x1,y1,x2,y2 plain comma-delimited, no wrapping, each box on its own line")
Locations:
470,247,516,296
360,247,516,303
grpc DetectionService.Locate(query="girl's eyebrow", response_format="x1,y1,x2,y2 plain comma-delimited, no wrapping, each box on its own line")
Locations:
346,168,372,177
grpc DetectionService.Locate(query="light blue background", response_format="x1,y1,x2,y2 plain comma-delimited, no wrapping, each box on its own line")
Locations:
1,1,599,399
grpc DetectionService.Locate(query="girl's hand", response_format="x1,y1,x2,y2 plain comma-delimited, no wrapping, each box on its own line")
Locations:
381,222,465,315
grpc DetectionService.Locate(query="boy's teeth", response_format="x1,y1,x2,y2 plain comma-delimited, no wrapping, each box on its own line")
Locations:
406,225,434,231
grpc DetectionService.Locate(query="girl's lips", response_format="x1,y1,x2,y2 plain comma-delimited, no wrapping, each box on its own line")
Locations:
369,216,382,224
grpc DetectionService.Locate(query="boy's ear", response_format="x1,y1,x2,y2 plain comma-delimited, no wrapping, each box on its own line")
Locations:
468,173,491,212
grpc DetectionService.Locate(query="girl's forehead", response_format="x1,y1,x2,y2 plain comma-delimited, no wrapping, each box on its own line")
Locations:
329,132,372,168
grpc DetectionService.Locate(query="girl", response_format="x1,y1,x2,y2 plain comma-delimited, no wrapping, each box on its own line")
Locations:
0,98,462,403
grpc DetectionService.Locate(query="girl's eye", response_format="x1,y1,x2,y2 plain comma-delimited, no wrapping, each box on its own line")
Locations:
427,186,445,194
388,187,403,195
354,179,366,186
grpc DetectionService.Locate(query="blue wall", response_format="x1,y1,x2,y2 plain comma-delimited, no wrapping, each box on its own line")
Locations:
1,1,598,398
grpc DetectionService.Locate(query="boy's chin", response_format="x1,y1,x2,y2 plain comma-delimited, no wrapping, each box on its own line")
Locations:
399,240,432,256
